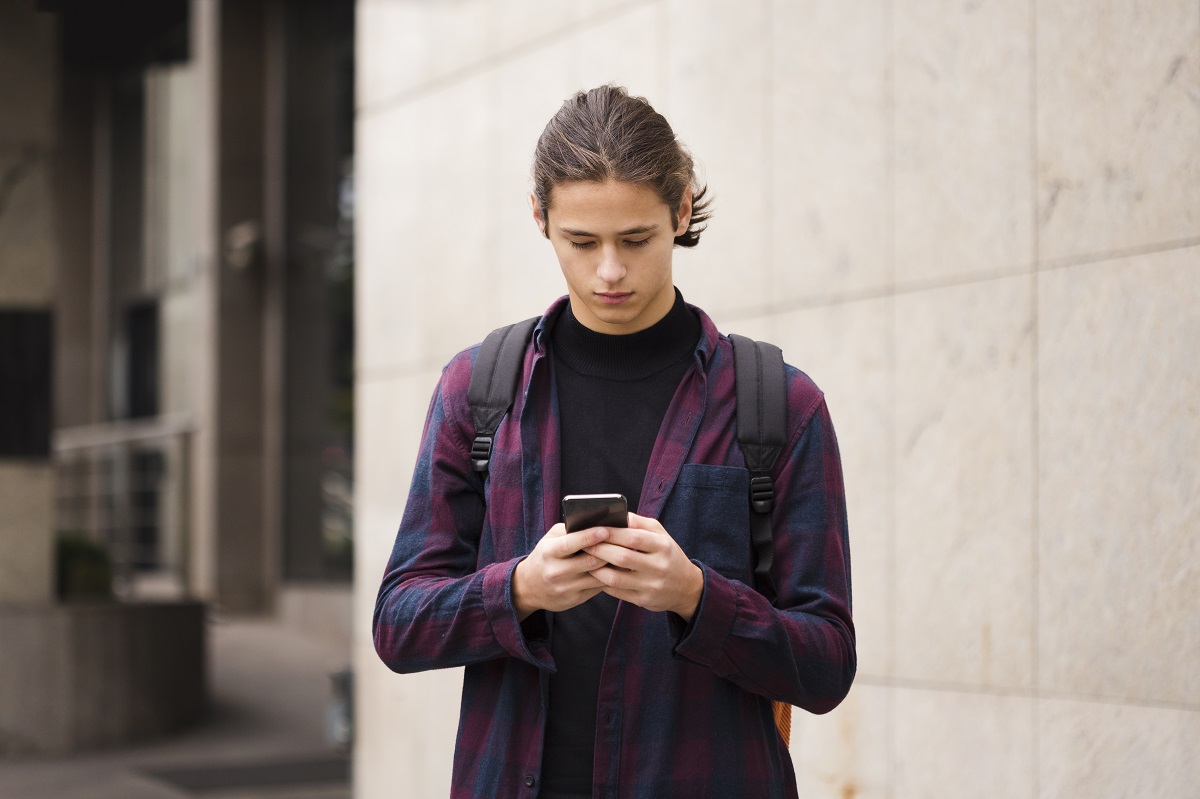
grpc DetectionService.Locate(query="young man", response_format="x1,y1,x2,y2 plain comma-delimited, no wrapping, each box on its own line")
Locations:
374,85,855,799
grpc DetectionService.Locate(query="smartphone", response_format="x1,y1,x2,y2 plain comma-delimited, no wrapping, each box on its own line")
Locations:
562,493,628,533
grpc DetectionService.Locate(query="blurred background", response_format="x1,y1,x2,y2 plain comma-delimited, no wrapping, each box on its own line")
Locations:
2,0,354,796
1,1,1197,798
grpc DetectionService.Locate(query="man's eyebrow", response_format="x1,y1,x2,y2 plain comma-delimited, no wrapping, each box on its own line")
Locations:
558,224,660,237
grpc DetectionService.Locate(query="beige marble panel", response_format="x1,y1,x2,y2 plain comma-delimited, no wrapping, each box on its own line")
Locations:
0,149,55,304
354,370,442,649
493,41,582,323
894,277,1035,689
894,688,1034,799
777,297,891,680
1039,698,1200,799
0,463,53,604
353,642,462,799
356,102,424,374
355,504,400,656
664,0,771,317
496,0,579,52
579,0,652,20
356,0,493,110
771,0,890,300
790,682,890,799
356,73,500,376
356,372,442,524
1037,1,1200,262
574,3,661,100
1038,248,1200,705
717,309,774,344
894,0,1034,282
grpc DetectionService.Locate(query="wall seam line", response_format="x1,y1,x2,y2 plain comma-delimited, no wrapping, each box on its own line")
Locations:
762,0,773,341
885,1,897,797
357,0,659,118
1038,236,1200,271
855,675,1200,713
1030,1,1041,796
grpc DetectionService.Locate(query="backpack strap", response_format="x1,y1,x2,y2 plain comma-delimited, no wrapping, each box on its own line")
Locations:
466,317,539,472
728,334,788,604
729,333,792,747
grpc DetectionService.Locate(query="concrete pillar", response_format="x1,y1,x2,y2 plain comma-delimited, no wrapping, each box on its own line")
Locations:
0,1,58,605
52,64,96,433
191,0,282,612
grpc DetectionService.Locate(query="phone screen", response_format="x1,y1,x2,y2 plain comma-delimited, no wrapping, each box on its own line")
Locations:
562,493,628,533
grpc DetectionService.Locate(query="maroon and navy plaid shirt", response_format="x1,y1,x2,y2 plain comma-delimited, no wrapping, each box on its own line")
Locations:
374,297,855,798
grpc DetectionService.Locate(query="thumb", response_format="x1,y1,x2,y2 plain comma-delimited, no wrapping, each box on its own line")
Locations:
625,512,662,532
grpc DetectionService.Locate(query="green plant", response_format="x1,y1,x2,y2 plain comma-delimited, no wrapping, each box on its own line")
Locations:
55,532,113,600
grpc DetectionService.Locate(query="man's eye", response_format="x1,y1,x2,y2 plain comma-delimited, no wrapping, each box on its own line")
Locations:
625,238,651,248
569,241,595,250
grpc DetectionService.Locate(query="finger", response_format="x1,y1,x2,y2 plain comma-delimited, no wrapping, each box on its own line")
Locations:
552,571,606,591
546,550,608,580
551,526,610,559
544,581,607,612
542,567,606,596
598,525,658,553
574,585,606,603
565,551,609,574
625,512,667,534
599,586,635,605
589,564,629,590
583,541,642,570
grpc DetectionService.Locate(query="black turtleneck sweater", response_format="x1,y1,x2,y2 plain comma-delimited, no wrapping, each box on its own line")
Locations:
540,290,700,799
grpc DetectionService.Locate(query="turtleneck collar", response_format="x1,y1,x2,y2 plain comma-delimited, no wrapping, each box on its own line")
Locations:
551,288,700,382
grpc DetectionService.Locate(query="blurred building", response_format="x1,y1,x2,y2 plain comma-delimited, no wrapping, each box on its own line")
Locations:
1,0,354,753
352,2,1199,798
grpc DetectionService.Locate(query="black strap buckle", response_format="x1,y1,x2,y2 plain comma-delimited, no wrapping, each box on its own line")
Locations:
750,475,775,514
470,436,493,472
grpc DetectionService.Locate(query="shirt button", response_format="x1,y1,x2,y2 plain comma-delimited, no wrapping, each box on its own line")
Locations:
524,775,535,788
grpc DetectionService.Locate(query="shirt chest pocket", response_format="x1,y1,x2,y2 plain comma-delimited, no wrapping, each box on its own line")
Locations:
659,463,753,584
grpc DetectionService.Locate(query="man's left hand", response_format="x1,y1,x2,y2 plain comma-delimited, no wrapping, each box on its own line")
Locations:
582,512,704,622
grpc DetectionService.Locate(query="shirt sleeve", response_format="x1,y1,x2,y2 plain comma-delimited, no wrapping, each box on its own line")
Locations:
372,353,554,675
672,388,856,715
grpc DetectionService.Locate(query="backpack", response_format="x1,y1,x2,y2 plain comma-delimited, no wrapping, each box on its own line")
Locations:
466,318,794,747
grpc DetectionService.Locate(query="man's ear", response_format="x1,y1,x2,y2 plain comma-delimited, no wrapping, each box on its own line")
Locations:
674,187,693,236
531,192,549,239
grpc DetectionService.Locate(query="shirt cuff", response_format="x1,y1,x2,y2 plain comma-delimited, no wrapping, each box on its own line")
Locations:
671,561,740,674
482,558,555,671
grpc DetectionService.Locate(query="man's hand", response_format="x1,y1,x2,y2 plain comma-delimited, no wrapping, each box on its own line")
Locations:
512,523,611,621
583,512,704,622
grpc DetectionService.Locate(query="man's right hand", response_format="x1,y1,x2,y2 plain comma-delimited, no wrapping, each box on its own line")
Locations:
512,523,611,621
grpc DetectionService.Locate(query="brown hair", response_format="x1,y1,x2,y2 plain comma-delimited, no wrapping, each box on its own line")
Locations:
532,85,712,248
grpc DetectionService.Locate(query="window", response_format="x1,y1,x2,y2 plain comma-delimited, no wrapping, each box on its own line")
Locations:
0,310,53,457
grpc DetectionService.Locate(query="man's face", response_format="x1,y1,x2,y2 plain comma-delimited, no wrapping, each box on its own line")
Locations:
534,179,691,335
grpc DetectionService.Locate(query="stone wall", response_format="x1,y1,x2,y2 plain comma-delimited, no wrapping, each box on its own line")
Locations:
353,2,1200,796
0,601,206,754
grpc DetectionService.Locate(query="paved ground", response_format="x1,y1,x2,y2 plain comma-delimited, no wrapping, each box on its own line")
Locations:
0,615,353,799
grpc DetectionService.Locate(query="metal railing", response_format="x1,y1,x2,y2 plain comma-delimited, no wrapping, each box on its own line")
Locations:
53,414,194,599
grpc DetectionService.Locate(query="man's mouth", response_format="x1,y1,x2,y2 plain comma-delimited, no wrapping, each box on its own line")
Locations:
596,292,633,305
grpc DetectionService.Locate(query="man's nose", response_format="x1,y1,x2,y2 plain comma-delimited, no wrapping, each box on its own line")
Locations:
596,246,626,284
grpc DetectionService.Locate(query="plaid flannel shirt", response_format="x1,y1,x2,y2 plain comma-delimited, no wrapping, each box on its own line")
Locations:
374,297,855,799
